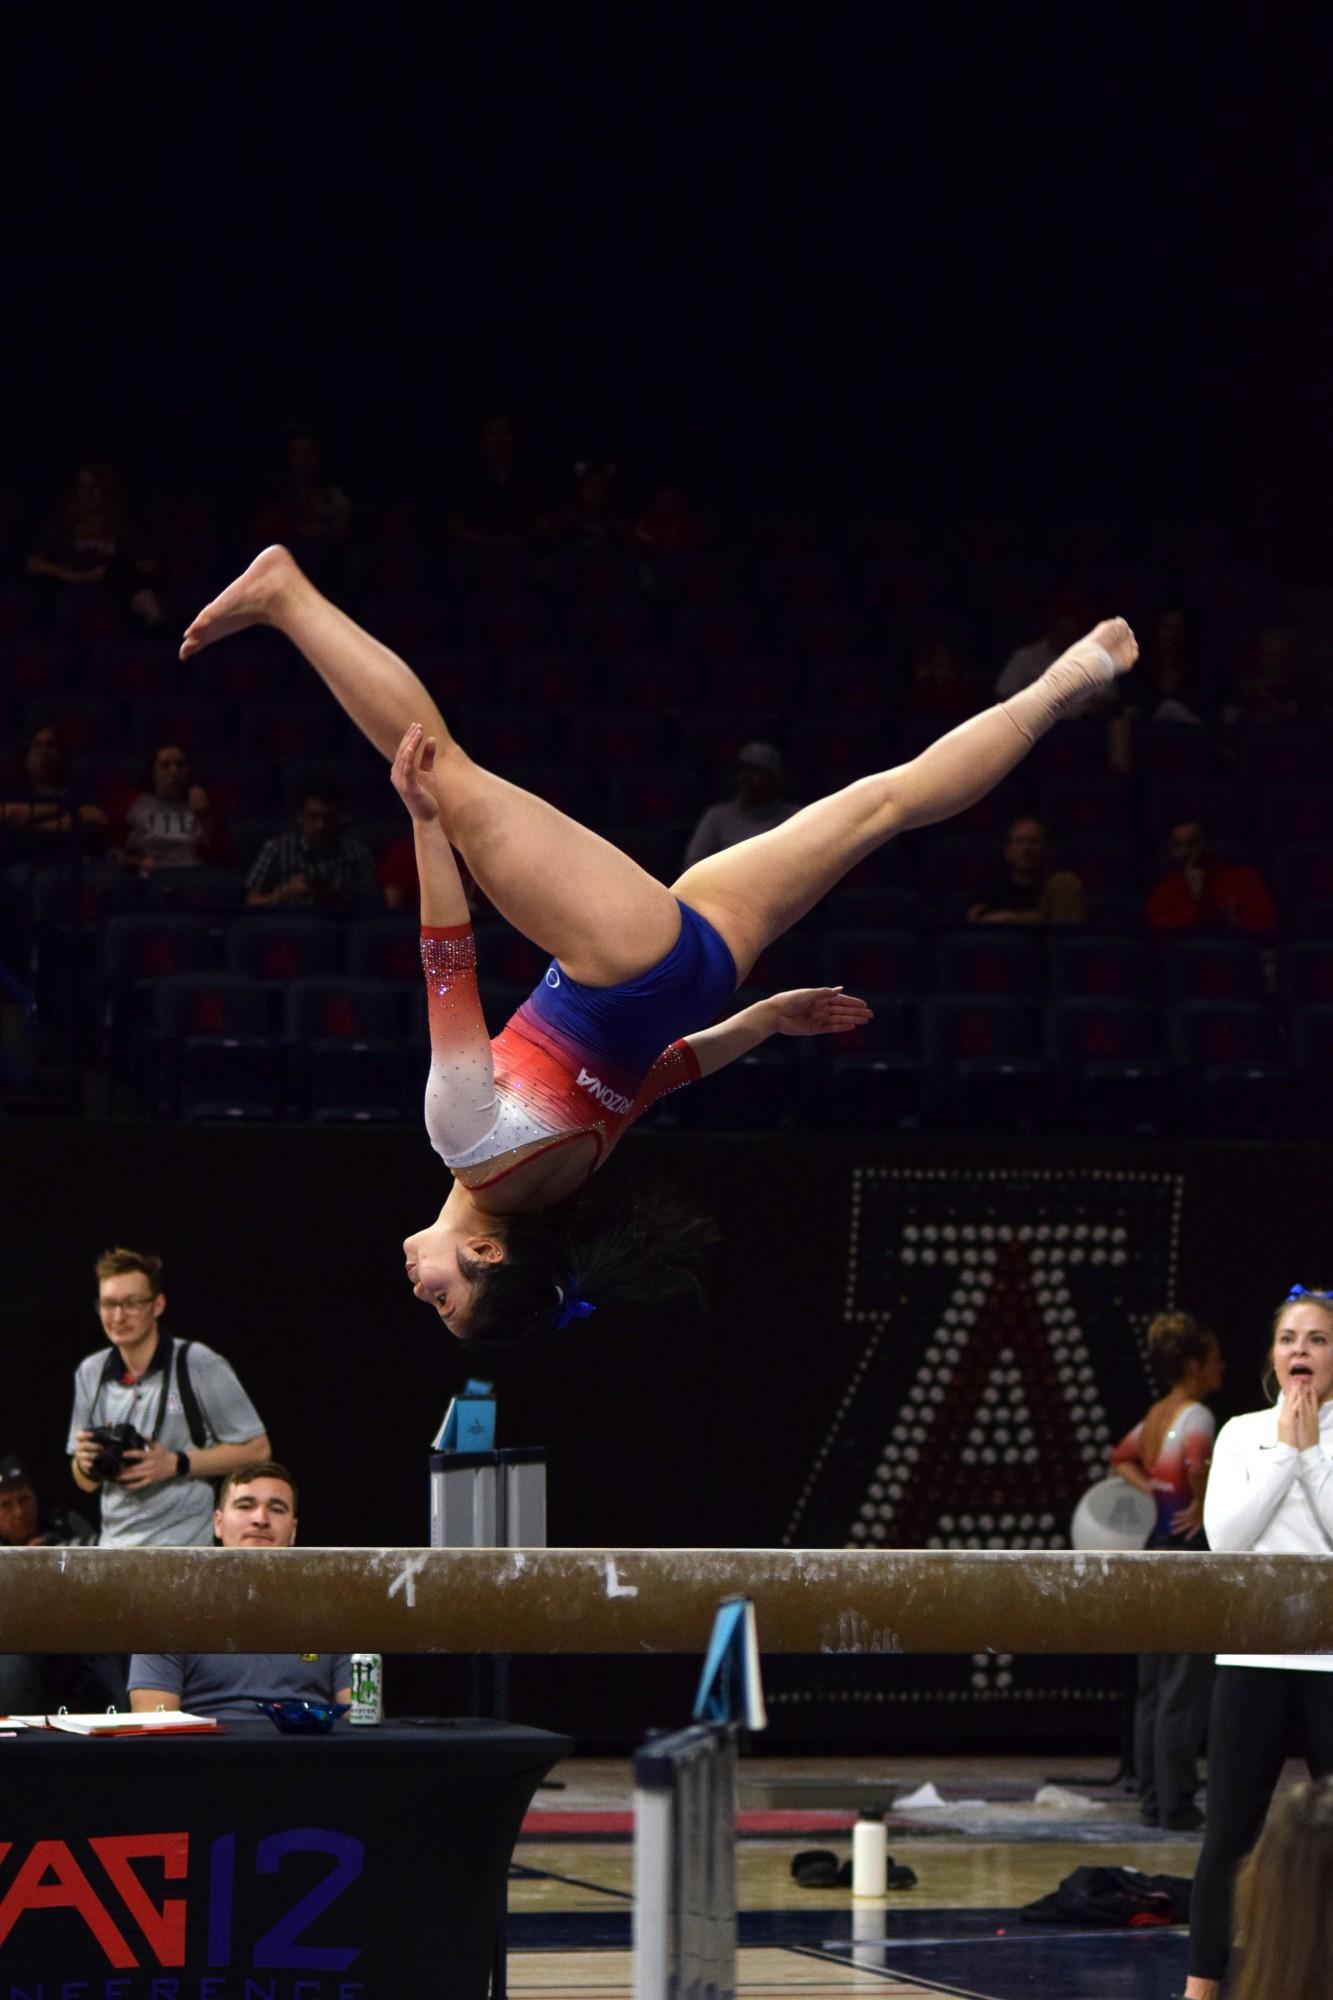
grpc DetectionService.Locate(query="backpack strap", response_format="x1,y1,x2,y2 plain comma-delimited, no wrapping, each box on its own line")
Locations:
173,1340,211,1450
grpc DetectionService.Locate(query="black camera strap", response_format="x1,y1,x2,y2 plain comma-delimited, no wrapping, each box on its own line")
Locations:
174,1341,209,1451
95,1331,211,1449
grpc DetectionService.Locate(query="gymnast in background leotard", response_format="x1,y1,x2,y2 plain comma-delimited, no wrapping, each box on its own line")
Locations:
1111,1311,1224,1829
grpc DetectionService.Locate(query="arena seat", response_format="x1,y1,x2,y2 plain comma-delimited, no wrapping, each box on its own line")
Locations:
936,928,1045,999
285,977,402,1117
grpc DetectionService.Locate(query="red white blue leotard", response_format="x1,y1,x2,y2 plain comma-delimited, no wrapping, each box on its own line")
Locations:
1111,1400,1215,1542
419,922,705,1188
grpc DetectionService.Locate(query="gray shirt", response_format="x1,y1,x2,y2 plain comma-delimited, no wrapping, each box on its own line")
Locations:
682,797,799,868
127,1649,352,1719
67,1335,266,1547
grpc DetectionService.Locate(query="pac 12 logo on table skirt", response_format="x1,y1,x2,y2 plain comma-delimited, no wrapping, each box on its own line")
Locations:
0,1825,366,1994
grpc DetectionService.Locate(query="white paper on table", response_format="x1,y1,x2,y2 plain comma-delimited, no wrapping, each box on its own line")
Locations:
43,1712,219,1736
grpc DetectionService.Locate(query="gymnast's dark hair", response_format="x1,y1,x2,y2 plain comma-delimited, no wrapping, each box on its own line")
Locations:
456,1177,719,1352
1145,1309,1214,1391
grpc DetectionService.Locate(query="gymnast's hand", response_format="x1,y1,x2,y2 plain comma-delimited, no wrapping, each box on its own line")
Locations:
767,987,874,1037
391,722,440,823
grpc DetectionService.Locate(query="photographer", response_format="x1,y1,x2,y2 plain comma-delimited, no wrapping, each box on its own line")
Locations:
68,1248,270,1547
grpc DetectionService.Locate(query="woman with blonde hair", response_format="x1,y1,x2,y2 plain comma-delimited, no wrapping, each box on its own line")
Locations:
1229,1777,1333,2000
1184,1287,1333,2000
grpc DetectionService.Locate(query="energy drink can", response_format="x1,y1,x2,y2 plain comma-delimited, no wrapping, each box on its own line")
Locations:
348,1653,383,1726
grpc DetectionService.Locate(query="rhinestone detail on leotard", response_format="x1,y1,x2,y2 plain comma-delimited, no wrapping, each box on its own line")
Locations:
421,927,478,986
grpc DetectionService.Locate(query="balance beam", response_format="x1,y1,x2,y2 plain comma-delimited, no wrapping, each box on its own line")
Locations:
4,1547,1331,1655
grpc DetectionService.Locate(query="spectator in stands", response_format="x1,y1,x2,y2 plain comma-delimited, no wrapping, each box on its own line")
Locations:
0,1450,120,1713
682,741,799,867
379,831,419,913
255,430,353,588
0,1450,94,1548
116,743,215,876
635,479,705,555
1136,609,1211,727
446,412,539,546
1114,609,1215,777
541,456,631,552
25,460,164,629
1226,625,1305,727
994,592,1086,698
127,1460,352,1719
1147,820,1278,935
69,1246,270,1548
966,815,1087,925
1,725,108,857
1,726,108,965
381,833,483,915
907,635,983,721
246,779,379,910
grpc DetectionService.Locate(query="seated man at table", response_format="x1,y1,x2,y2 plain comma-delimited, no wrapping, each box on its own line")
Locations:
127,1461,352,1719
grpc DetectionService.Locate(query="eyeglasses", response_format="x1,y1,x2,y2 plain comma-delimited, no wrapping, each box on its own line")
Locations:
98,1296,157,1316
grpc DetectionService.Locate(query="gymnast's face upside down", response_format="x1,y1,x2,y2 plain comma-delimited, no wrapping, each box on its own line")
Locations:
403,1202,504,1342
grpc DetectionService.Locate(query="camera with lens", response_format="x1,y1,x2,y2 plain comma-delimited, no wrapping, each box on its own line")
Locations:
88,1422,147,1480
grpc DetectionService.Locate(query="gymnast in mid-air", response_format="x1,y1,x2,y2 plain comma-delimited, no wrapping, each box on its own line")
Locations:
181,548,1136,1346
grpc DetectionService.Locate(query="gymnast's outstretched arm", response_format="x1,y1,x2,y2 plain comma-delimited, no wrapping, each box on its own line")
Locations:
682,986,873,1078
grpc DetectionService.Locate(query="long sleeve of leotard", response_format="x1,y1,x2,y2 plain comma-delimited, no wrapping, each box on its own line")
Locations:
626,1038,702,1123
1204,1419,1302,1550
419,924,500,1162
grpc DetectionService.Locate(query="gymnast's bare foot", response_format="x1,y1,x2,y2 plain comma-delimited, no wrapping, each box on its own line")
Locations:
1088,616,1138,674
179,545,301,660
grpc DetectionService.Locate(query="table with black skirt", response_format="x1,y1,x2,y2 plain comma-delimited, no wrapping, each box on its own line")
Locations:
0,1715,571,1997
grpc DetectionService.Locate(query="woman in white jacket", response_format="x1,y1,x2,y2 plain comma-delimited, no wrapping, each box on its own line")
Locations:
1184,1286,1333,2000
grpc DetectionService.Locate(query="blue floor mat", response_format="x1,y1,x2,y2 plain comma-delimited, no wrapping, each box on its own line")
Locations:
814,1927,1187,1997
509,1905,1191,1995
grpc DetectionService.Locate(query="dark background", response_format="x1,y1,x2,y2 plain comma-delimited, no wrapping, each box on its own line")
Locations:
9,7,1333,562
7,5,1333,1745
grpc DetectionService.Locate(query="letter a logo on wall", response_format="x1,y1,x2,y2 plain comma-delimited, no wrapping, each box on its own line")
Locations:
785,1166,1181,1559
776,1165,1181,1717
846,1233,1114,1552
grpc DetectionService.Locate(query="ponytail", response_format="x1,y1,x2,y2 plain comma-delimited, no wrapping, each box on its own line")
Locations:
457,1177,718,1352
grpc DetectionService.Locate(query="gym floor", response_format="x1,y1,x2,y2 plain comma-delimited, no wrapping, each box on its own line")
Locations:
502,1751,1267,1998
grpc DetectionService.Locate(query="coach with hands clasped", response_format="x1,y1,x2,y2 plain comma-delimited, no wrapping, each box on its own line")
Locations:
1184,1285,1333,2000
68,1246,270,1547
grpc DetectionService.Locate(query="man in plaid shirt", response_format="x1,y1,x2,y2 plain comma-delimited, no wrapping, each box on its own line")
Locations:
246,779,380,910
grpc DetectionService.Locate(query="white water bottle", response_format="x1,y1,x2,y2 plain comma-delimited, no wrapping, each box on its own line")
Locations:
851,1809,887,1896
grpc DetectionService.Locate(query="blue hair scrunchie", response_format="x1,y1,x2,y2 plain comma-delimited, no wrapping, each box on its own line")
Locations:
553,1284,596,1331
1286,1285,1333,1303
